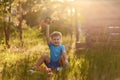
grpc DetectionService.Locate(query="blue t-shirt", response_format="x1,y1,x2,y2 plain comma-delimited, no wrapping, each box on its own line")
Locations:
48,43,65,62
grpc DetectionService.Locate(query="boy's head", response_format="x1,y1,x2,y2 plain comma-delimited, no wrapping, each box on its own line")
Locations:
50,31,62,46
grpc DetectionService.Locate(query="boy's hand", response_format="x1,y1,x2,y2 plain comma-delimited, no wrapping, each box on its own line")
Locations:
65,59,69,66
40,18,53,26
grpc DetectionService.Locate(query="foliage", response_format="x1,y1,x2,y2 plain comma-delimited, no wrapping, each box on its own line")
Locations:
0,28,120,80
0,0,120,80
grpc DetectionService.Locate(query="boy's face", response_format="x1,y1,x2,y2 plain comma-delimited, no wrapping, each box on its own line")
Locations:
51,36,61,46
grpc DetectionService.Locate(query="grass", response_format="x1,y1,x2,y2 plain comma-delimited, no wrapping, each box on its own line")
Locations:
0,27,120,80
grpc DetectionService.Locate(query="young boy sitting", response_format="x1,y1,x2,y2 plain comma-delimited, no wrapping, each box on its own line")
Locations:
33,19,69,71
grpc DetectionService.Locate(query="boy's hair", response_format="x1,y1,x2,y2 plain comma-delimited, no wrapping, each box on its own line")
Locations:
50,31,62,38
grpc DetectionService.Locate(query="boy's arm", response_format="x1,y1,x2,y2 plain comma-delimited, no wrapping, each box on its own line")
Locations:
46,25,51,44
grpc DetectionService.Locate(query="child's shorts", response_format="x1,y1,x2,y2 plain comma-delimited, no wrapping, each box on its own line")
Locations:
45,60,60,68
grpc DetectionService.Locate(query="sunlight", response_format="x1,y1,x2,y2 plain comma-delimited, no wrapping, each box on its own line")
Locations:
51,0,74,2
67,0,74,2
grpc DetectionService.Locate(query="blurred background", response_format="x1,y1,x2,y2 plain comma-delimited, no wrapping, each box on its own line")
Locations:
0,0,120,80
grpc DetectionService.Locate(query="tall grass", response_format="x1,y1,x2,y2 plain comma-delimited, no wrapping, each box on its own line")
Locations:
1,49,120,80
84,48,120,80
0,28,120,80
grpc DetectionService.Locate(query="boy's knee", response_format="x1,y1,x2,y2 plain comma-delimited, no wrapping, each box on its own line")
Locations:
42,54,50,63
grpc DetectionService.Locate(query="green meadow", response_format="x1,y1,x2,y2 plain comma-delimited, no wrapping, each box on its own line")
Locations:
0,28,120,80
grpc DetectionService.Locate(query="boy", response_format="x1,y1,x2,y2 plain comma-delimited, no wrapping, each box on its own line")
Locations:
34,19,69,71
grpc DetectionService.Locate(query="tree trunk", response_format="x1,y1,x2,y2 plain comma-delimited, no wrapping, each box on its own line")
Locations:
18,17,23,46
18,1,23,46
3,2,10,48
75,8,79,42
3,19,10,48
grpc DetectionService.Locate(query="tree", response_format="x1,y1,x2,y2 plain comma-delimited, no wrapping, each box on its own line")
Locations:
1,0,13,48
12,0,37,46
18,0,23,46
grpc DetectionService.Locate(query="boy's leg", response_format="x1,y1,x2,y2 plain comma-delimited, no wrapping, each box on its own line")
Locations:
34,54,50,68
59,55,69,67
